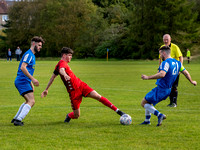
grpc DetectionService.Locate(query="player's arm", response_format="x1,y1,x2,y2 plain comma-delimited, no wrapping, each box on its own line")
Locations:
41,73,57,98
21,62,39,86
179,56,183,64
181,70,197,86
59,68,71,81
141,70,166,80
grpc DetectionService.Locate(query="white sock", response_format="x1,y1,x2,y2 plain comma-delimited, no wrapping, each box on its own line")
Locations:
144,103,160,116
145,109,151,122
16,104,31,121
14,103,25,119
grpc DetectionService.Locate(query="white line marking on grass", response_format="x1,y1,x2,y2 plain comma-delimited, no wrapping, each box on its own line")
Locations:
98,87,199,96
1,105,200,112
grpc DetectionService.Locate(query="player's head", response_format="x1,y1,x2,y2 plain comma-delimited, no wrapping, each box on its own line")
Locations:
61,47,74,62
61,47,74,56
31,36,44,54
163,34,171,46
159,46,171,61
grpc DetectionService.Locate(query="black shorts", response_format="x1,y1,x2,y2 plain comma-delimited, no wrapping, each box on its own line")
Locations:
172,74,179,89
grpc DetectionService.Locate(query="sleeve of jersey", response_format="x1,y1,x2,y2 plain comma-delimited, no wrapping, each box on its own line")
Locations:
53,69,59,75
180,64,185,72
53,62,63,75
58,61,66,70
175,45,183,57
23,53,33,64
53,61,67,75
160,61,169,72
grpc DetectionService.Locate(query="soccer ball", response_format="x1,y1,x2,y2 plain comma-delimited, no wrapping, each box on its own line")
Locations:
120,114,132,125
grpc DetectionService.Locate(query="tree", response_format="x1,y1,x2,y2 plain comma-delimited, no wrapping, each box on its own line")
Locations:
3,0,110,57
127,0,198,59
1,0,199,59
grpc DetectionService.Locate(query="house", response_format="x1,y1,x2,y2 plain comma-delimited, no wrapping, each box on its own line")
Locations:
0,0,34,29
0,0,9,29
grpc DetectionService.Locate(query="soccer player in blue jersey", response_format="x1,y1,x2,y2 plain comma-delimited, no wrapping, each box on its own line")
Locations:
11,36,44,126
140,46,197,126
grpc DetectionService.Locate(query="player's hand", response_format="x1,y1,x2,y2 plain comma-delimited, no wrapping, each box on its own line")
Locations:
191,81,197,86
32,78,39,86
141,74,149,80
41,90,48,98
64,75,71,81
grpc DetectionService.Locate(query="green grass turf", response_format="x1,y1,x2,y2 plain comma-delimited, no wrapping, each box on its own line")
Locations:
0,59,200,150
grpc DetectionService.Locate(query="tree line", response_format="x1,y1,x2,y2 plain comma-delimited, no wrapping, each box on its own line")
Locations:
0,0,200,59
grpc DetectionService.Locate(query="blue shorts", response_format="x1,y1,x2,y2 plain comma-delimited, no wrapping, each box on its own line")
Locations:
15,80,33,96
145,86,171,106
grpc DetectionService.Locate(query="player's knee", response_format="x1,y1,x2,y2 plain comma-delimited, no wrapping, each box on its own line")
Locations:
74,113,80,119
141,100,145,107
29,99,35,107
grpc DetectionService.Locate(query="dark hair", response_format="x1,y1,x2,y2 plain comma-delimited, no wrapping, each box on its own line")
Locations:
31,36,45,44
61,47,74,56
159,46,170,55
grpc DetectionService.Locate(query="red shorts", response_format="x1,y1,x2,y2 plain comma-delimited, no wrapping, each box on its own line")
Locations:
69,81,93,110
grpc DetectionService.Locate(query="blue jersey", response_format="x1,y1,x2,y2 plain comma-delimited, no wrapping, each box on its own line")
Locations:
156,58,185,89
15,49,35,83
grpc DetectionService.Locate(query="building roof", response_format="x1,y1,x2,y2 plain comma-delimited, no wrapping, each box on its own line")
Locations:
6,1,14,7
0,0,8,14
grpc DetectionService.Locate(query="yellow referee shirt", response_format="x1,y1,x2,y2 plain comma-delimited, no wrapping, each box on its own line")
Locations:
159,43,182,61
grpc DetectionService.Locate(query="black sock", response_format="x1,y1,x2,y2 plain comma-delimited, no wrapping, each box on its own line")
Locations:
117,110,125,116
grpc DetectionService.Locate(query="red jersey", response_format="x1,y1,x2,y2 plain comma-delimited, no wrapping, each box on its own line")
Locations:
54,60,82,92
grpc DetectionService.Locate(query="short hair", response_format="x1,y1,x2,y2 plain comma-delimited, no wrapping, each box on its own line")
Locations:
159,46,171,55
61,47,74,56
163,34,171,39
31,36,45,44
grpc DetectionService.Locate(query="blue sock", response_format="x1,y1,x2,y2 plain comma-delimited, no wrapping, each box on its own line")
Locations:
154,110,160,116
145,115,151,122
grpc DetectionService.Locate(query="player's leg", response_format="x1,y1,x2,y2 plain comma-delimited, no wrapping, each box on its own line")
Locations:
141,98,166,126
11,102,25,123
168,75,179,107
65,108,80,123
140,98,152,125
141,98,159,116
13,92,35,126
140,109,151,125
87,90,125,116
64,91,82,123
12,81,34,126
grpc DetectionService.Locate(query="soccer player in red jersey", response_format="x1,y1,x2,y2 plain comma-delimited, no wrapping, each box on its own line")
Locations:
41,47,125,123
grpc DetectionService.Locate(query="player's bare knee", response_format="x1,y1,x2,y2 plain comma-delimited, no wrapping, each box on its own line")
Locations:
74,114,80,119
29,99,35,107
141,99,146,107
141,102,144,107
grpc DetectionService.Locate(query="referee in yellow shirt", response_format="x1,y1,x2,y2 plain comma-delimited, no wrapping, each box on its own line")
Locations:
159,34,183,107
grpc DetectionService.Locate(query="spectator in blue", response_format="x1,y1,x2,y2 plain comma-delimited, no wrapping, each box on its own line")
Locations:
7,48,12,61
15,46,22,61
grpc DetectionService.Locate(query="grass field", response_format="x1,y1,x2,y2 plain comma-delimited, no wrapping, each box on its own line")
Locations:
0,59,200,150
